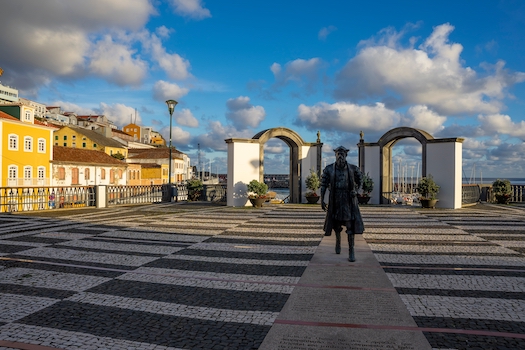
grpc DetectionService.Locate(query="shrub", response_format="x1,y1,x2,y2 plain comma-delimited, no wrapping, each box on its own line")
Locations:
187,179,203,201
361,172,374,196
416,175,440,200
305,170,320,196
492,179,512,204
247,179,268,198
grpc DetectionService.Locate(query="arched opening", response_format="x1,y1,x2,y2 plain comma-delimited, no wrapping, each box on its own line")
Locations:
262,138,290,202
390,138,422,205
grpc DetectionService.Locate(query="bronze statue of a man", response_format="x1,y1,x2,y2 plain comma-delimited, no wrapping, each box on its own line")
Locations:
321,146,365,262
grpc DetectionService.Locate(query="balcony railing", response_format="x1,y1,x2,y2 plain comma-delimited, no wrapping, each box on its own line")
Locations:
0,186,94,213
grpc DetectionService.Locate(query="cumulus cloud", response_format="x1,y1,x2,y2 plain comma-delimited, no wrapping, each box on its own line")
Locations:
148,35,191,80
193,121,253,152
0,0,154,90
402,105,447,134
169,0,211,20
335,23,525,116
296,101,400,132
271,58,323,93
152,80,190,101
160,125,191,147
478,114,525,139
318,26,337,40
174,108,199,128
98,102,142,127
226,96,266,130
89,35,147,86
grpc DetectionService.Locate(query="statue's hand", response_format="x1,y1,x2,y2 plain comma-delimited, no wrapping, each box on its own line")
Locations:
350,190,357,198
321,201,327,211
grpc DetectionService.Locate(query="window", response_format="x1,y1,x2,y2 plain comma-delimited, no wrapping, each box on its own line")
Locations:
55,135,58,141
63,143,67,147
8,165,17,179
58,167,65,180
93,143,97,148
25,111,31,121
82,142,86,148
24,166,32,180
72,135,76,140
63,135,67,140
101,168,106,180
8,134,18,150
55,142,58,146
24,137,33,151
85,168,90,180
71,168,79,184
38,167,45,180
38,138,45,153
110,169,115,184
72,142,76,147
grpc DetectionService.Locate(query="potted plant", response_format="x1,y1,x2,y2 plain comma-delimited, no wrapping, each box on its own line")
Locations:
492,179,512,204
305,170,321,204
247,179,268,208
416,175,440,208
187,178,203,201
358,172,374,204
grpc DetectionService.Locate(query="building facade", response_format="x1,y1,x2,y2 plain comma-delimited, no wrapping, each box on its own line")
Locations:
0,110,54,187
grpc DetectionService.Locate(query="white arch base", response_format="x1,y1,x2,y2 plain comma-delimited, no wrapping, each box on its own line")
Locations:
225,127,322,207
359,127,464,209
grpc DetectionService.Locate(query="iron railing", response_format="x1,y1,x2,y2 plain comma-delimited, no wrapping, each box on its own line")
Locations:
462,184,481,205
0,186,95,213
107,185,164,206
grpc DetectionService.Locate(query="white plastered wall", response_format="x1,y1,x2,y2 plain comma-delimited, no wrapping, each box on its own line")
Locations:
426,141,463,209
300,145,320,202
227,141,260,206
363,145,381,204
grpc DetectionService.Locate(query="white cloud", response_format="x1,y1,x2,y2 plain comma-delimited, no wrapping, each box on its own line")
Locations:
478,114,525,139
226,96,266,130
174,108,199,128
89,35,147,86
318,26,337,40
98,102,141,127
335,23,525,116
296,101,400,132
169,0,211,20
153,80,190,101
402,105,447,134
49,101,97,115
194,120,253,152
271,58,323,92
160,125,192,147
0,0,154,89
149,35,191,80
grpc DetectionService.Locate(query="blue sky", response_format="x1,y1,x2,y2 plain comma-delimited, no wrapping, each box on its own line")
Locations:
1,0,525,178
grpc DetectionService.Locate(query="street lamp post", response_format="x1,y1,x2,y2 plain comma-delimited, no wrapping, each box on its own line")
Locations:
166,100,178,187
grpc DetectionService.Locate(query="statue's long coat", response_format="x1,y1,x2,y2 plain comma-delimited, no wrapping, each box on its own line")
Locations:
322,162,365,235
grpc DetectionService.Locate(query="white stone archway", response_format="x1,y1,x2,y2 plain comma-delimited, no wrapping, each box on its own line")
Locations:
358,127,464,209
225,127,322,206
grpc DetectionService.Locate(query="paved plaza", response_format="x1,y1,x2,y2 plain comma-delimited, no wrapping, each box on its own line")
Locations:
0,202,525,349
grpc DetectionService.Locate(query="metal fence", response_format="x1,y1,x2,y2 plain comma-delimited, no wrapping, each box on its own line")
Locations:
107,185,164,206
0,186,95,213
462,184,481,205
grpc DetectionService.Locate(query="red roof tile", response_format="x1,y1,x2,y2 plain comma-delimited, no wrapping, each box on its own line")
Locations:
53,146,127,166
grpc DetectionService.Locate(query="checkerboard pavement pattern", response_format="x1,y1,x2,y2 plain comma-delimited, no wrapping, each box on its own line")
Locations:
1,202,524,349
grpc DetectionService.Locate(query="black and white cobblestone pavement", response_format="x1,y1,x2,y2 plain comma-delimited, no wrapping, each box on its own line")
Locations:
1,202,524,350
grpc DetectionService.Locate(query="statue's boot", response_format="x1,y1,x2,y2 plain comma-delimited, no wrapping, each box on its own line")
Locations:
335,230,341,254
348,233,355,262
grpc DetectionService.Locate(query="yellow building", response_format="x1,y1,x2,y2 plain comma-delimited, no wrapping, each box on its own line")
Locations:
54,125,128,158
140,163,168,185
0,109,54,187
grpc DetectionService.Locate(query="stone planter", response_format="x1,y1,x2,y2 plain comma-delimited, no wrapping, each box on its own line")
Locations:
358,195,371,204
420,199,438,208
305,195,320,204
249,197,266,208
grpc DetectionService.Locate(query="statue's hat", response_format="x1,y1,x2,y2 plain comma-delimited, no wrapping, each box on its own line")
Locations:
333,146,349,154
